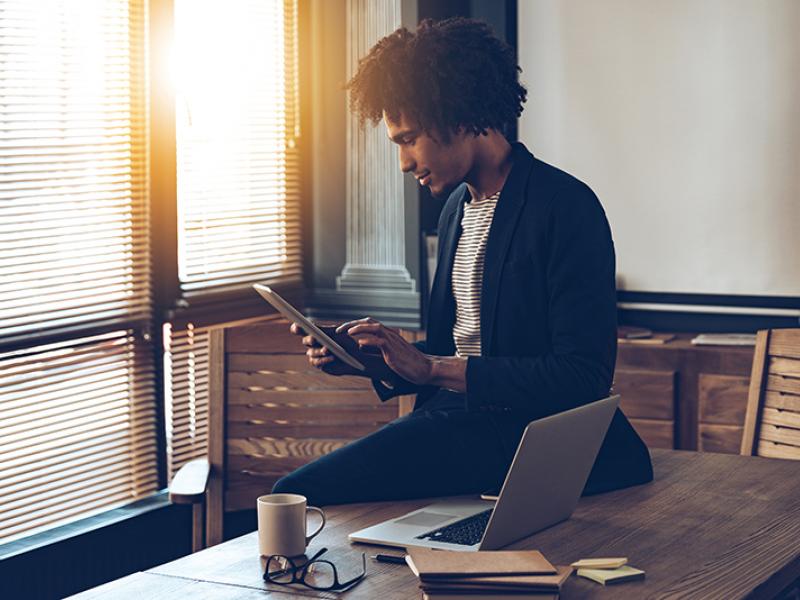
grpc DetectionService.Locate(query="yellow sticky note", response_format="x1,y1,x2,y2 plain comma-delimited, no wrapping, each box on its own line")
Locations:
577,565,645,585
570,557,628,569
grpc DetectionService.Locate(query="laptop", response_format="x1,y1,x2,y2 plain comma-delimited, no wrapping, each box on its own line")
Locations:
348,394,620,551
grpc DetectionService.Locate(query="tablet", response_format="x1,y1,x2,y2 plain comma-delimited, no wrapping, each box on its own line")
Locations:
252,284,366,372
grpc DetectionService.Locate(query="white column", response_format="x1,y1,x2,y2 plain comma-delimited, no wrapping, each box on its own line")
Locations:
337,0,416,295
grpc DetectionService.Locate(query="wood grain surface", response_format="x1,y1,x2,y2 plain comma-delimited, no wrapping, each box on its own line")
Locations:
73,449,800,599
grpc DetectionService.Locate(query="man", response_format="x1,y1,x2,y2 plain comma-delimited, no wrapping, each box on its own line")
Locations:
272,17,652,505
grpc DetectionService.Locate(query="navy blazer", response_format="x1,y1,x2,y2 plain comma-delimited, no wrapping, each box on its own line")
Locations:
375,142,653,495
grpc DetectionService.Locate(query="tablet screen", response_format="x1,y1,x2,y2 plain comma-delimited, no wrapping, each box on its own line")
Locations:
252,284,366,371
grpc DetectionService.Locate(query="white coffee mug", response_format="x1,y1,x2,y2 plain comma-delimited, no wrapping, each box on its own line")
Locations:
257,493,326,557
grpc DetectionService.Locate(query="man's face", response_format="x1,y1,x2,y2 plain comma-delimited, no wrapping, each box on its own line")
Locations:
383,112,474,198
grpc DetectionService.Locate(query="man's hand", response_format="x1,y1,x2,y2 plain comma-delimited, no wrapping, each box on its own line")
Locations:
335,317,434,385
289,322,361,376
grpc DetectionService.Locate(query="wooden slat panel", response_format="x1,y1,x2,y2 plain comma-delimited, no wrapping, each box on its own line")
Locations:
228,453,316,474
698,374,749,425
228,437,349,458
615,369,675,419
227,388,379,405
768,329,800,359
207,328,226,547
759,423,800,448
757,440,800,460
629,418,674,449
229,353,310,371
763,391,800,412
226,319,319,354
227,403,397,424
230,368,339,390
741,329,770,455
765,374,800,396
229,421,388,439
228,370,372,391
769,356,800,378
699,424,743,454
761,407,800,430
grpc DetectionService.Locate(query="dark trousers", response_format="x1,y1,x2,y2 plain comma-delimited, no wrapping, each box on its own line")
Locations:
271,399,528,507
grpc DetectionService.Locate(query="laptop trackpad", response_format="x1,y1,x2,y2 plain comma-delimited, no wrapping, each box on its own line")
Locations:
394,512,454,527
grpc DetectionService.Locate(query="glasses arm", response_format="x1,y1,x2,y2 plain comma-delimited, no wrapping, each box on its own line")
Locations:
306,547,328,563
334,553,367,589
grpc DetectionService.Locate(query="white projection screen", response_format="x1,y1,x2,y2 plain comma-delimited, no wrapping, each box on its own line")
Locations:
518,0,800,301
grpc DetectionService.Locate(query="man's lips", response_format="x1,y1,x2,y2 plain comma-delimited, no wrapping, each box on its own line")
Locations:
415,171,431,186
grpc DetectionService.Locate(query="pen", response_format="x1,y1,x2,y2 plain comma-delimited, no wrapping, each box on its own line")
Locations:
371,553,407,565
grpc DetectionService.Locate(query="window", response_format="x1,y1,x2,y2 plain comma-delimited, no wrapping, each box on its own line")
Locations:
0,0,154,542
165,0,302,479
0,0,302,542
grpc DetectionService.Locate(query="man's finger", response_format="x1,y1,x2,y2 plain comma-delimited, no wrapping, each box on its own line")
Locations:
302,335,321,348
290,322,306,336
336,316,377,333
310,356,335,368
346,322,384,336
355,334,386,348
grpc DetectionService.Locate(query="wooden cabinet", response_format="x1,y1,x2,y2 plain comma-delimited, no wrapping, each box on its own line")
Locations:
616,335,754,453
614,368,676,449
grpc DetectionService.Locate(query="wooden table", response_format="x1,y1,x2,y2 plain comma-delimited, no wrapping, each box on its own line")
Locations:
73,450,800,599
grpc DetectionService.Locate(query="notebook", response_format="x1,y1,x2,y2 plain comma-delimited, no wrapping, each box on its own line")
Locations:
418,565,573,593
406,548,556,579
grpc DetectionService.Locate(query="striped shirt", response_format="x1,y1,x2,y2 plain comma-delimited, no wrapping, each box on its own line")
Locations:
452,191,500,357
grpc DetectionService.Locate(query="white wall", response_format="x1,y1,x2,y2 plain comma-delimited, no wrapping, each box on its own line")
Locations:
518,0,800,298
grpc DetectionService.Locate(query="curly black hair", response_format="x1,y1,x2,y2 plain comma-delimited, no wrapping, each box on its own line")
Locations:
345,17,527,141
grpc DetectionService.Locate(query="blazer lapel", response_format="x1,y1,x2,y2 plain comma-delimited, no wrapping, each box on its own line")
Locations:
427,186,468,356
480,143,535,354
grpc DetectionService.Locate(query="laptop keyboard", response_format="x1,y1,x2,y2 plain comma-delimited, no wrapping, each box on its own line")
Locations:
415,508,493,546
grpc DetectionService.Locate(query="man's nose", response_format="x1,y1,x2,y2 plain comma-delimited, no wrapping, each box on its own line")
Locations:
398,147,415,173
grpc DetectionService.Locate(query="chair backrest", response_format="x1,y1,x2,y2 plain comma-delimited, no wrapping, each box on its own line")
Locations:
206,316,401,545
740,329,800,459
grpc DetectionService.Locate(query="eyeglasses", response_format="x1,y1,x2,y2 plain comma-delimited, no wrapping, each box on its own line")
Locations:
263,547,367,592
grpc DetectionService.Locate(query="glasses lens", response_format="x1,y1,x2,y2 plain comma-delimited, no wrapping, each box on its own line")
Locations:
303,560,336,589
266,556,294,584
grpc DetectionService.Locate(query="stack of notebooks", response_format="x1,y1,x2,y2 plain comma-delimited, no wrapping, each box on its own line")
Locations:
405,547,571,600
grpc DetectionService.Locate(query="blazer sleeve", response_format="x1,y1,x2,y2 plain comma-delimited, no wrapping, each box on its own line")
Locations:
465,182,617,416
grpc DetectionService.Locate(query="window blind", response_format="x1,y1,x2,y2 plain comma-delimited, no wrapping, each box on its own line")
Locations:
173,0,302,299
0,0,156,542
164,323,209,481
166,0,303,477
0,0,151,346
0,333,157,541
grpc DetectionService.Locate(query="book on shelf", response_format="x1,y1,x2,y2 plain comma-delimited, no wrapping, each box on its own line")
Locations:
618,332,676,345
691,333,756,346
617,325,653,340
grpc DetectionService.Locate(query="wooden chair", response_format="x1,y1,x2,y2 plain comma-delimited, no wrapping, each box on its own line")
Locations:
169,316,412,550
740,329,800,459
